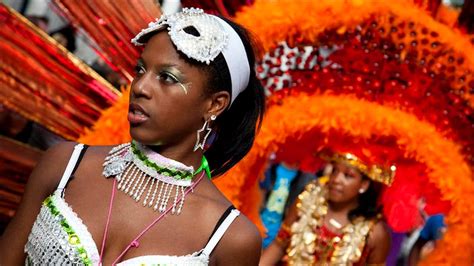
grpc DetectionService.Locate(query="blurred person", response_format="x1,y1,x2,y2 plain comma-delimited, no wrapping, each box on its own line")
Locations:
261,152,393,265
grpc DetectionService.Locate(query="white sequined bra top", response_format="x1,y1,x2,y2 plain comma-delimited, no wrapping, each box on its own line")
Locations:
24,144,240,265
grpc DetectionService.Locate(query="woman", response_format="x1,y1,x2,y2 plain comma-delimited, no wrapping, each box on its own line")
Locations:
1,8,265,265
260,152,392,265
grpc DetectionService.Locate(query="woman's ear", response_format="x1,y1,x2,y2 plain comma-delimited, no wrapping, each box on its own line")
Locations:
206,90,230,118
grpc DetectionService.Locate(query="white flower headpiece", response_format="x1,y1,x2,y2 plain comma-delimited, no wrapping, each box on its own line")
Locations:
131,8,250,104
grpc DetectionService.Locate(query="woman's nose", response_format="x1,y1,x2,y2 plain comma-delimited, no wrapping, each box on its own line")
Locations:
330,171,344,184
131,74,153,99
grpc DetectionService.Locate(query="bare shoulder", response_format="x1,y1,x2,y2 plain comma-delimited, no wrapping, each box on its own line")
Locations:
28,142,116,214
368,220,391,244
30,141,79,193
366,220,391,264
213,211,262,265
24,142,113,201
0,141,78,264
81,143,114,156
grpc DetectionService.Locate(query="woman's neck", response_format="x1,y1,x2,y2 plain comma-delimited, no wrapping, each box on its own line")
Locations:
327,199,358,215
146,142,203,171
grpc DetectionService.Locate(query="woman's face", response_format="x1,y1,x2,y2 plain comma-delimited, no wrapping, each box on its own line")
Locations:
327,162,369,204
128,31,210,147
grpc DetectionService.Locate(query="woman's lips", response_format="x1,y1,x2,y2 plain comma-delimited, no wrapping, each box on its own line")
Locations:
328,186,343,195
128,103,149,125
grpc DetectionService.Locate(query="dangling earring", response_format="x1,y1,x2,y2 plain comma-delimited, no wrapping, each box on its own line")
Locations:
359,188,365,194
194,115,216,151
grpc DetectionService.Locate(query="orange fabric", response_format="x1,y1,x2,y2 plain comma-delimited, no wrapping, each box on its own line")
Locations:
78,87,131,145
219,93,474,264
231,1,474,263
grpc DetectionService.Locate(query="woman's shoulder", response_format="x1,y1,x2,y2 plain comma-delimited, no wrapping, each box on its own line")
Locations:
224,210,262,244
78,142,116,159
195,185,261,263
31,141,78,192
213,210,262,264
365,219,391,263
196,185,261,242
35,142,116,192
369,220,391,243
40,141,115,170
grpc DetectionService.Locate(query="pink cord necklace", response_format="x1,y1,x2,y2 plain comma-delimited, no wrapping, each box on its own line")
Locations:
98,171,205,265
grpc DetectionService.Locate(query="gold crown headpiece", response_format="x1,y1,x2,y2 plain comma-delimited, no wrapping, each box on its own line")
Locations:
322,152,396,186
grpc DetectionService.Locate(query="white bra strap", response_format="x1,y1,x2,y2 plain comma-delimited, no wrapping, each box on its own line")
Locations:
202,209,240,256
57,143,85,192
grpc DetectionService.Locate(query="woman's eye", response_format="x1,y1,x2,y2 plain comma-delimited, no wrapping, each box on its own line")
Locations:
157,72,179,84
346,171,357,178
332,166,342,174
134,65,146,75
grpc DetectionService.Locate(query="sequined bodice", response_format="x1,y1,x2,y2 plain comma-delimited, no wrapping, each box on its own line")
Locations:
311,225,369,265
286,180,375,265
24,143,239,265
25,191,210,265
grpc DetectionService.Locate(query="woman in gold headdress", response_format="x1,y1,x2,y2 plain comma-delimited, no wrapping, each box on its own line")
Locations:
260,152,393,265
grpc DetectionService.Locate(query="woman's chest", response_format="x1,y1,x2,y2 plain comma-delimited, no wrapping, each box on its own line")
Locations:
26,192,216,265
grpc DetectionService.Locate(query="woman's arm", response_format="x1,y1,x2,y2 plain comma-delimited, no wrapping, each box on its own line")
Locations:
366,221,392,265
0,142,75,265
259,240,286,265
260,196,300,265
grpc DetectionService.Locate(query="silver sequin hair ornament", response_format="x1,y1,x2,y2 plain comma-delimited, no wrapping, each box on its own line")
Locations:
131,7,250,105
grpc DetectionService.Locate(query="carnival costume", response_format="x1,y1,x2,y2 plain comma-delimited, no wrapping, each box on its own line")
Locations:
23,8,251,265
25,143,239,265
273,152,394,265
2,0,474,264
225,1,473,264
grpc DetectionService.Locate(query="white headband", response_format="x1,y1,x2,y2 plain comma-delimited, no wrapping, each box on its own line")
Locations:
131,8,250,105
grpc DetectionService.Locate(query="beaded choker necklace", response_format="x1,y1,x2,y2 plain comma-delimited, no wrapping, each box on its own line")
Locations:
102,141,210,215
